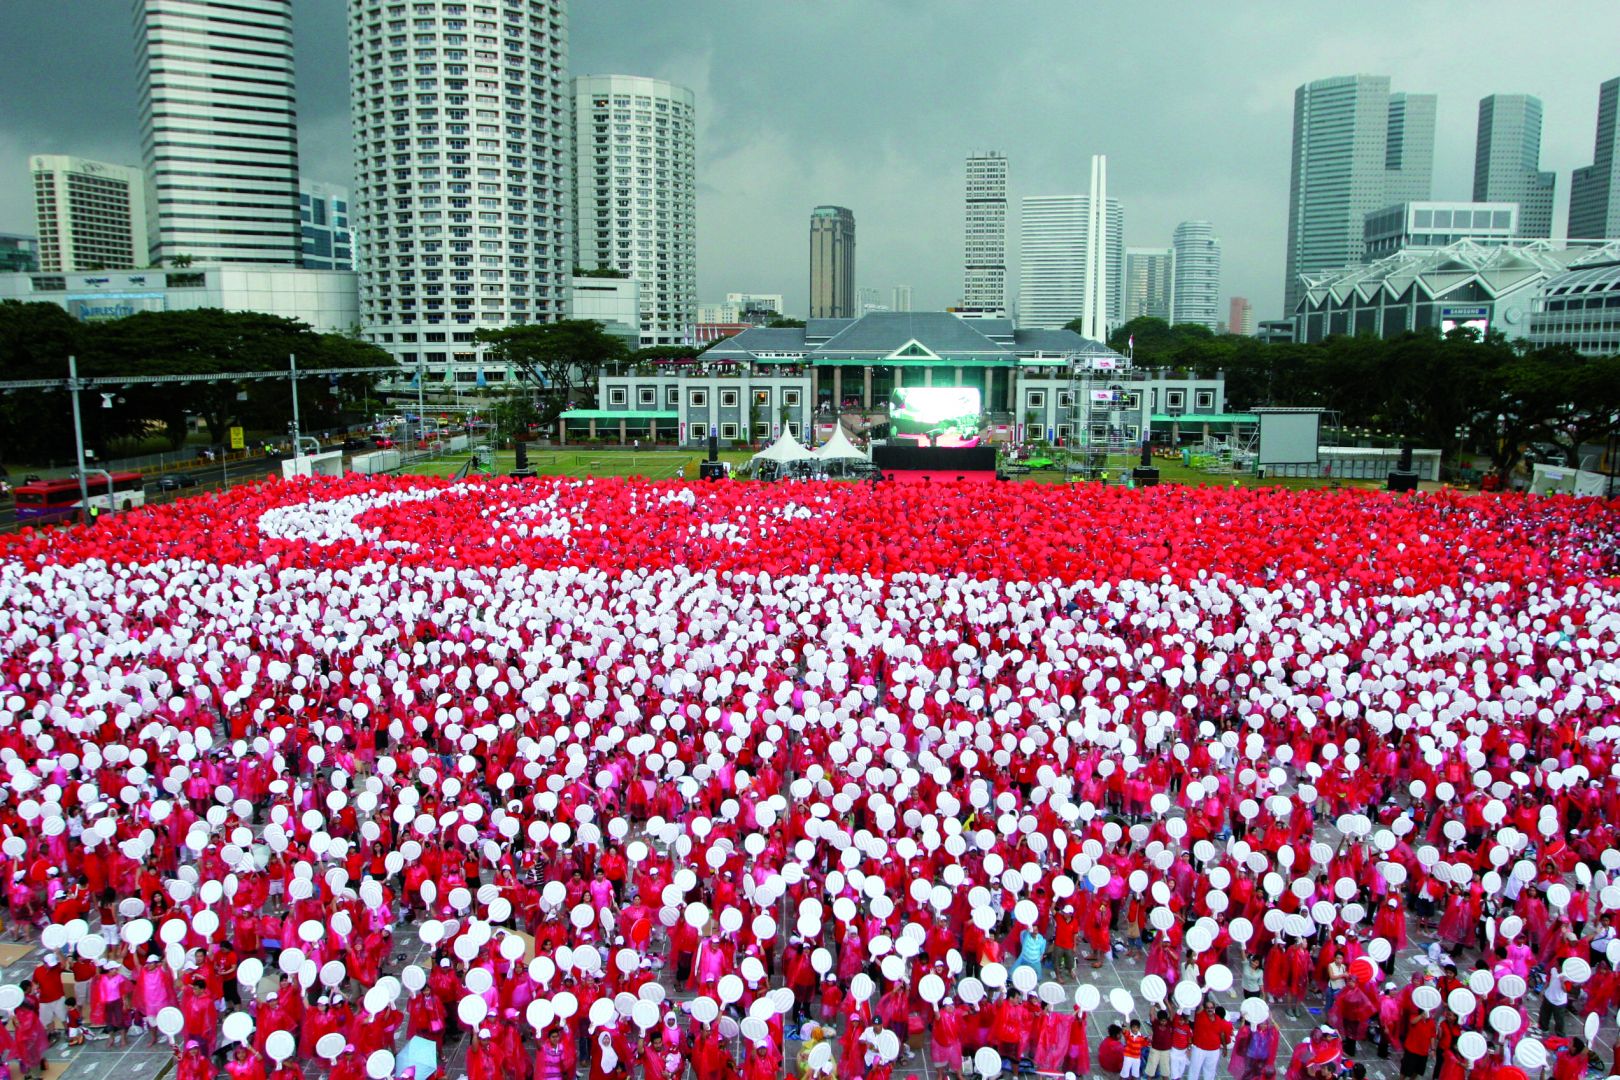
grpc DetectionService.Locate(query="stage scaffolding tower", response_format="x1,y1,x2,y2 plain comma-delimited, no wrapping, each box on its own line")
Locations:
1065,352,1141,482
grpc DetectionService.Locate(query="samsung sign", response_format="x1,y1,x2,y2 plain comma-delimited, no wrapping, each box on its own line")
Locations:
65,293,167,322
1440,305,1490,337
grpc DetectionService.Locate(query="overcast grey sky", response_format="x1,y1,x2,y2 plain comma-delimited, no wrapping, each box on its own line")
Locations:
2,1,1617,320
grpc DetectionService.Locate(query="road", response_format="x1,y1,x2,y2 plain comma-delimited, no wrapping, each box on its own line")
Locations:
0,453,288,533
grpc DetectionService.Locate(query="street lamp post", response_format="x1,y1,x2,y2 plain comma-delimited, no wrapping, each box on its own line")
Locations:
67,355,91,515
289,353,302,454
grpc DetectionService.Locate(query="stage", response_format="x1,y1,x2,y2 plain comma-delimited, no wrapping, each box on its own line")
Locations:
881,470,999,484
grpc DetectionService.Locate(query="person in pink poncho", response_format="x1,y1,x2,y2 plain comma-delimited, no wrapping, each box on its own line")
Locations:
930,997,967,1077
1230,1015,1281,1080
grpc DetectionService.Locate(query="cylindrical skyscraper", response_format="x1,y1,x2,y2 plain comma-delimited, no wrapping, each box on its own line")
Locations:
574,74,697,348
809,206,855,319
1172,220,1222,330
349,0,572,374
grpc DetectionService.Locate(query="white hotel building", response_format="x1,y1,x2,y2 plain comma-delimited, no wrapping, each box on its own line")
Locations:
348,0,572,377
574,74,697,348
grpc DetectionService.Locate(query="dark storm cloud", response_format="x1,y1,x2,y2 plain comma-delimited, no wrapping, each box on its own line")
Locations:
2,0,1616,319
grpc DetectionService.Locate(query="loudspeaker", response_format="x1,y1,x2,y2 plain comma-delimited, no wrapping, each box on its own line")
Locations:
707,433,719,463
514,440,529,472
1133,466,1160,488
510,468,536,479
1397,441,1414,473
699,460,726,481
1140,442,1153,468
1386,470,1419,492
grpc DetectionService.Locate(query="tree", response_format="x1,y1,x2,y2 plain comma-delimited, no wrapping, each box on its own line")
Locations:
629,344,701,365
488,392,543,445
0,302,91,463
0,305,395,463
85,310,394,448
473,319,630,428
572,266,629,279
767,317,806,328
1481,346,1620,477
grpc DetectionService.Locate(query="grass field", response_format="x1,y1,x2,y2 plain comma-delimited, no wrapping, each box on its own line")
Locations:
397,448,1395,492
399,448,729,481
1025,461,1383,490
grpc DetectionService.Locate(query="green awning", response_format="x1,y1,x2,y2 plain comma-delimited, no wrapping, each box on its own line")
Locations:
561,409,680,421
1151,413,1258,425
808,358,1016,368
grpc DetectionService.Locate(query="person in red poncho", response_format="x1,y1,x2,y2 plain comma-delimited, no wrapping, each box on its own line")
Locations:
690,1018,731,1080
1328,974,1378,1057
224,1042,269,1080
175,1038,216,1080
1032,998,1073,1074
931,997,966,1079
467,1026,506,1080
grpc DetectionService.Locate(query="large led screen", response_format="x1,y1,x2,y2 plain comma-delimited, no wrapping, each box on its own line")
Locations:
889,386,982,447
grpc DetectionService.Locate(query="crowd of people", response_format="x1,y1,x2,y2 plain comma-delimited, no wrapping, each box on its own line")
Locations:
0,475,1617,1080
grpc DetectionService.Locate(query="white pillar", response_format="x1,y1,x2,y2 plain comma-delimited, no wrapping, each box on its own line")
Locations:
1083,154,1109,342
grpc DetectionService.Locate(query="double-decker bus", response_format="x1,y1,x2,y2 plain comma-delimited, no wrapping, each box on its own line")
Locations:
13,472,146,525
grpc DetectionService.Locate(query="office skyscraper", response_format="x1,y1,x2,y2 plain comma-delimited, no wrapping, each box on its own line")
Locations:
574,74,697,347
1284,75,1435,313
134,0,301,265
1474,95,1556,239
1385,93,1437,204
809,206,855,318
891,285,912,312
349,0,572,368
299,182,352,271
962,151,1007,311
1569,78,1620,241
1172,221,1222,331
30,156,149,272
1017,192,1123,332
1228,297,1254,336
1124,248,1175,322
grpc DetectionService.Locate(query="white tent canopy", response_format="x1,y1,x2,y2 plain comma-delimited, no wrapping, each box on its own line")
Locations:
1530,462,1611,496
816,426,869,462
750,429,817,466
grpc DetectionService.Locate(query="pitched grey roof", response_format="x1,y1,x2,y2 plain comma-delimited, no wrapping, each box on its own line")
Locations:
703,326,808,359
967,318,1016,342
705,312,1120,364
1012,328,1115,354
804,318,855,343
811,311,1017,361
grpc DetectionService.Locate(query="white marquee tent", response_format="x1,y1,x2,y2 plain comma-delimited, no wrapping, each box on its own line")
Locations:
816,427,869,462
749,429,817,468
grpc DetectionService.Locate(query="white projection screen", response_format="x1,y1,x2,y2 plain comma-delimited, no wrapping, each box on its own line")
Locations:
1256,409,1321,465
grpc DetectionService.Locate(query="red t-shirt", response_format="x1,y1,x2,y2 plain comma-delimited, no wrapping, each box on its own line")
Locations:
1099,1037,1127,1074
33,963,65,1003
1191,1011,1232,1051
1404,1016,1437,1056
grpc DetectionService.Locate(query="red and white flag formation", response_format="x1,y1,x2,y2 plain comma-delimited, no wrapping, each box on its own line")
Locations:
0,472,1616,1079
